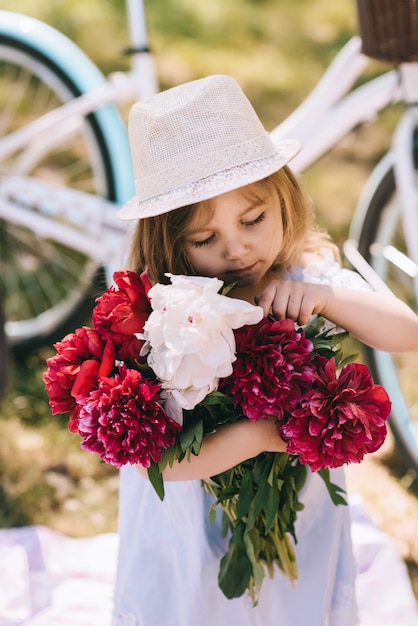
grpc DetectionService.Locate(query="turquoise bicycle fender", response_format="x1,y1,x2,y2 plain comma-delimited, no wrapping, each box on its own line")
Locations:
0,10,134,204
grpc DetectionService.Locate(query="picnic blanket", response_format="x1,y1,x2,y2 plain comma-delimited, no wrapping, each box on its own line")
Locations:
0,497,417,626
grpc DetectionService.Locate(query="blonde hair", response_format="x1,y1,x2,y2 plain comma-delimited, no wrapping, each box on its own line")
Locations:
128,166,338,283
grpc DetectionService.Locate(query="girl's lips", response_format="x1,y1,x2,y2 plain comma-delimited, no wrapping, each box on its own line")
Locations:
227,263,257,276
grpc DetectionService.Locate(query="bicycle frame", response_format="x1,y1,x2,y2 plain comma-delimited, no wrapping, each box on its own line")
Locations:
0,33,398,177
0,0,157,158
392,106,418,293
350,104,418,297
272,37,418,297
0,36,392,196
0,1,158,205
0,8,415,293
270,37,400,172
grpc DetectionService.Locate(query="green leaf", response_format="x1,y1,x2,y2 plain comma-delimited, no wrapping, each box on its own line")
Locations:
274,452,292,474
302,315,354,365
178,418,204,453
302,314,326,338
216,486,240,503
245,525,264,559
247,479,270,529
147,460,165,501
221,511,230,537
218,524,252,599
236,469,253,519
133,362,155,377
264,482,280,534
200,390,234,406
158,445,178,470
337,352,359,367
243,529,265,603
317,468,347,506
292,460,308,492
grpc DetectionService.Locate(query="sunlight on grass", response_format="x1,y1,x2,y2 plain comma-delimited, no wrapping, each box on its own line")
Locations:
0,349,119,535
0,409,119,535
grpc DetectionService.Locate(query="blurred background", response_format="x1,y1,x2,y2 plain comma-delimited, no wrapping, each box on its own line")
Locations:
0,0,417,597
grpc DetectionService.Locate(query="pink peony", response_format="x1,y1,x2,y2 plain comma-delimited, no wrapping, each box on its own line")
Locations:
219,318,315,421
77,366,181,468
92,270,152,361
277,358,391,471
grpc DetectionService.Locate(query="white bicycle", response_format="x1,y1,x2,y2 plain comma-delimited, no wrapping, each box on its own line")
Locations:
0,0,417,471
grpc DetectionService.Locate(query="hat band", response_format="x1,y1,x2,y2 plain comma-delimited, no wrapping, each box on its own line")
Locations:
134,132,276,202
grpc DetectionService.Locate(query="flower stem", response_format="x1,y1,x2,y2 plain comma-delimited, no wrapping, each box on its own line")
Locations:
269,519,298,583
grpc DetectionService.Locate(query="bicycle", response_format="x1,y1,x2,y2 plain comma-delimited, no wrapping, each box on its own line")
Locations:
0,288,6,400
0,0,158,353
0,0,417,472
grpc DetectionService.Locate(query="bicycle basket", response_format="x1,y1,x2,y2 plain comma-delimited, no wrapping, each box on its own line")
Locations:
356,0,418,62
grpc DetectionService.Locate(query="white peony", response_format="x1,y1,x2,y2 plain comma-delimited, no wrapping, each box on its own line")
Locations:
138,274,263,418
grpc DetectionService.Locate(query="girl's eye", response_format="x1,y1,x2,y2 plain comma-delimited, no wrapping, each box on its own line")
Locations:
189,211,266,247
243,211,265,227
190,234,215,248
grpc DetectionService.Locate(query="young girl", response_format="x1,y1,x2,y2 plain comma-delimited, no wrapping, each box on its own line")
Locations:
111,74,418,626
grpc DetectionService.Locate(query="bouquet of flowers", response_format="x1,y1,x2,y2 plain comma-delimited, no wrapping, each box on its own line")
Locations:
44,270,391,603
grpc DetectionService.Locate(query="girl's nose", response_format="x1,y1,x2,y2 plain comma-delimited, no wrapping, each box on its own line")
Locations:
223,234,248,260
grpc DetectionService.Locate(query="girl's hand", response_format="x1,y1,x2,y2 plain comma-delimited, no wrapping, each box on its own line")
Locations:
250,415,288,454
255,277,418,352
255,279,329,326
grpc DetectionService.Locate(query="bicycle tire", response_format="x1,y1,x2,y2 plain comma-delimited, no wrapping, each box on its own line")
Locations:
354,154,418,473
0,31,127,353
0,287,6,399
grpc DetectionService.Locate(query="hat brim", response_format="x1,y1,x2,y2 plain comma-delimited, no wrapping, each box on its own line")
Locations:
117,138,302,221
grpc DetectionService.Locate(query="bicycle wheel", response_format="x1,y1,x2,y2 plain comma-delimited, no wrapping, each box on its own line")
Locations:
0,286,6,399
355,155,418,473
0,35,122,353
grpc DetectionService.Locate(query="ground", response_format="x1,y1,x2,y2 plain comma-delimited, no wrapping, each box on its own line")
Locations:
346,431,418,600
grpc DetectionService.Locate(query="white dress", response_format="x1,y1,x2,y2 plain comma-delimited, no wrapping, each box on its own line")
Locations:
112,253,373,626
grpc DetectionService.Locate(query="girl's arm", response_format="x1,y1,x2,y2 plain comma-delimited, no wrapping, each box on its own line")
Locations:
136,416,287,481
256,280,418,352
321,287,418,352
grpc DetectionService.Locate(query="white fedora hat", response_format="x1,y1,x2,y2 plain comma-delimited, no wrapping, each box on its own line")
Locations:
117,74,302,220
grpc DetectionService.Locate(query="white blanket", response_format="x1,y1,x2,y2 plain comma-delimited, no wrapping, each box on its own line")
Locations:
0,499,417,626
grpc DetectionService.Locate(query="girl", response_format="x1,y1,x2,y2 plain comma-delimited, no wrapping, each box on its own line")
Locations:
112,74,418,626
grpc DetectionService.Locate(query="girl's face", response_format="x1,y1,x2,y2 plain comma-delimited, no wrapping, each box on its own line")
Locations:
184,183,283,292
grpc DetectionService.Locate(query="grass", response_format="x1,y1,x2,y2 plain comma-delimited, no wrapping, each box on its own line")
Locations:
0,348,119,536
0,0,411,540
